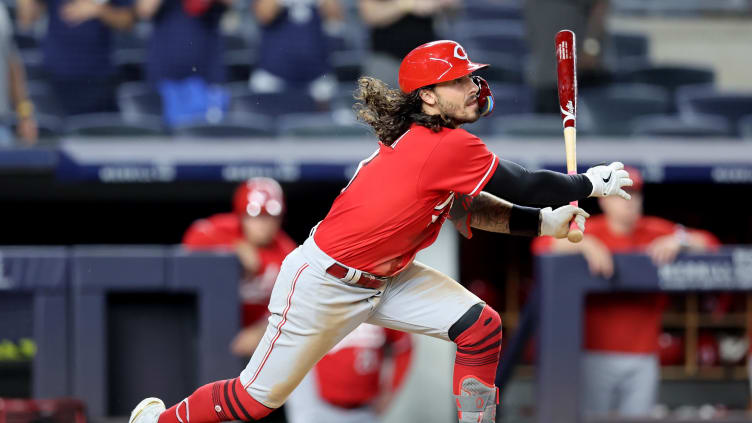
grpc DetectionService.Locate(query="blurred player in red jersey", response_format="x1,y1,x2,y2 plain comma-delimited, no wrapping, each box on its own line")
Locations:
284,324,412,423
182,177,297,355
129,40,633,423
532,166,720,417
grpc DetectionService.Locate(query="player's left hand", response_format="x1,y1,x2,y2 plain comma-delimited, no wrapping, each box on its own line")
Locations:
646,234,682,265
540,205,589,238
585,161,633,200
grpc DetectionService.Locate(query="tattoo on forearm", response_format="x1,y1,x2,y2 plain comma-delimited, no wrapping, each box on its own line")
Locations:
464,192,514,233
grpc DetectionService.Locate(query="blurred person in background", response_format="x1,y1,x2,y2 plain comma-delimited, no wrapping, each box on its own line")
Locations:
249,0,343,104
182,177,297,358
523,0,610,113
0,2,37,146
284,324,411,423
17,0,135,116
532,166,720,417
135,0,230,127
359,0,459,88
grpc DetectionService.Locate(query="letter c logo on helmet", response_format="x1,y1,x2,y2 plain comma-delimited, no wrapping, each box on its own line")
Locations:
398,40,489,94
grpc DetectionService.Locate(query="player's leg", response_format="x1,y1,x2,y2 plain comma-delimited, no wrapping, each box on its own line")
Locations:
617,353,658,416
130,246,376,423
581,352,621,415
365,261,501,423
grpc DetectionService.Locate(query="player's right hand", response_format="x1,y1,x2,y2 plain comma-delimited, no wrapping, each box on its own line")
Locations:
585,161,633,200
540,205,589,238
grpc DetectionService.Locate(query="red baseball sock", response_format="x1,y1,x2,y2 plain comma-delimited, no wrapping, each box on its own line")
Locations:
158,378,273,423
452,305,502,394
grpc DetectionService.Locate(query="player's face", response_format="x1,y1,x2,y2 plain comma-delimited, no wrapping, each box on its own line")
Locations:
241,215,281,247
432,75,481,124
599,191,643,229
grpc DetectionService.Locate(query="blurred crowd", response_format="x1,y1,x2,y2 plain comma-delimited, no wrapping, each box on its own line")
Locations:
1,0,751,146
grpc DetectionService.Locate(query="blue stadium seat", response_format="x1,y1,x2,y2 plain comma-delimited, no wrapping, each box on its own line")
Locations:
63,113,166,137
607,32,650,68
489,114,563,138
173,113,275,138
461,1,523,21
616,64,714,111
456,21,528,58
331,51,363,83
677,88,752,136
739,114,752,139
470,51,524,84
630,114,732,138
229,86,322,116
117,82,163,118
579,84,671,136
277,111,372,138
113,49,146,83
27,81,64,118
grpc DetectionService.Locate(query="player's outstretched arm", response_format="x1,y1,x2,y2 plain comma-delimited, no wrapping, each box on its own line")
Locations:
454,192,588,238
486,159,632,206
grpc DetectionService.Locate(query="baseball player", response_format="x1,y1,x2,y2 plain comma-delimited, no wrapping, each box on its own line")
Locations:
182,177,297,355
129,40,632,423
284,323,412,423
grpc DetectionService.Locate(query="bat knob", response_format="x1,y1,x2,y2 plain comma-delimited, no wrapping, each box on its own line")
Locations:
568,229,583,243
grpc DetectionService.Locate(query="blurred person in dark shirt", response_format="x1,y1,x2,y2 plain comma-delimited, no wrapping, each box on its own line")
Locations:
249,0,343,103
17,0,135,116
359,0,459,88
0,2,37,146
136,0,230,127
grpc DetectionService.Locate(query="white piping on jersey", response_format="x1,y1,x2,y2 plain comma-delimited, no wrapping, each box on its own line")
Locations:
435,191,454,210
429,58,453,80
176,398,189,423
469,154,498,196
390,129,410,148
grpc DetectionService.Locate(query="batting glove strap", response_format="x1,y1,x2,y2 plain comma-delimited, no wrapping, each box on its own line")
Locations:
584,161,633,200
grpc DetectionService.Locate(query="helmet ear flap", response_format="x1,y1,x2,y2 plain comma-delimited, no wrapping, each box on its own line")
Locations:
472,76,494,117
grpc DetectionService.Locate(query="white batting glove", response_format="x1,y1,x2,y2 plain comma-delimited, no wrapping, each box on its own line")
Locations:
585,161,634,200
540,205,590,238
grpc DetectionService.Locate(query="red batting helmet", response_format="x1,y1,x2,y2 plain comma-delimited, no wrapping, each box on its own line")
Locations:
233,177,285,218
398,40,488,93
623,165,644,192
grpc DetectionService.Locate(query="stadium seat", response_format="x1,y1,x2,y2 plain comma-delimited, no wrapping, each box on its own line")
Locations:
331,52,363,83
114,49,146,83
63,113,166,137
461,1,523,21
222,33,249,53
489,114,563,138
606,32,650,68
27,81,64,118
13,32,39,50
117,82,163,119
229,86,323,116
457,21,528,58
173,113,275,138
579,84,671,136
738,114,752,139
677,88,752,136
616,64,714,111
470,51,524,84
225,51,253,83
277,111,372,138
630,114,732,138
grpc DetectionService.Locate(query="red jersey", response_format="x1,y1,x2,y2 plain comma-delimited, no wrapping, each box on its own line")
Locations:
532,216,720,353
182,213,297,326
314,324,412,408
314,124,498,276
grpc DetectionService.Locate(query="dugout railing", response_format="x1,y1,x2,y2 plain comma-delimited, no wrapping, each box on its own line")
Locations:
498,249,752,423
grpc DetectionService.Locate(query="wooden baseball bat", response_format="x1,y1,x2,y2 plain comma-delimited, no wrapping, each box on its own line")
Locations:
555,30,583,243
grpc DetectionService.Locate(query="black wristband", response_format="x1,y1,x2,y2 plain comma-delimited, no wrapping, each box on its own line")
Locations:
509,205,541,237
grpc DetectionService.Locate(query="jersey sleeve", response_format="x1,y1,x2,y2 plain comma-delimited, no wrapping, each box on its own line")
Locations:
419,130,498,196
182,218,236,249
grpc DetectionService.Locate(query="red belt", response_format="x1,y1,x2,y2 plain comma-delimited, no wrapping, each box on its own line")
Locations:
325,263,387,289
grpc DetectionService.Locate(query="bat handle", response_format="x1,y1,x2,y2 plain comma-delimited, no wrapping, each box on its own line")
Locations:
567,199,583,243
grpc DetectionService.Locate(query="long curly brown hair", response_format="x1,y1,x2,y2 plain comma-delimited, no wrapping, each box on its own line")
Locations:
353,77,449,146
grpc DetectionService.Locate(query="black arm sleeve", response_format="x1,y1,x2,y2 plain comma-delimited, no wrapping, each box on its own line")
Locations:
485,159,593,207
